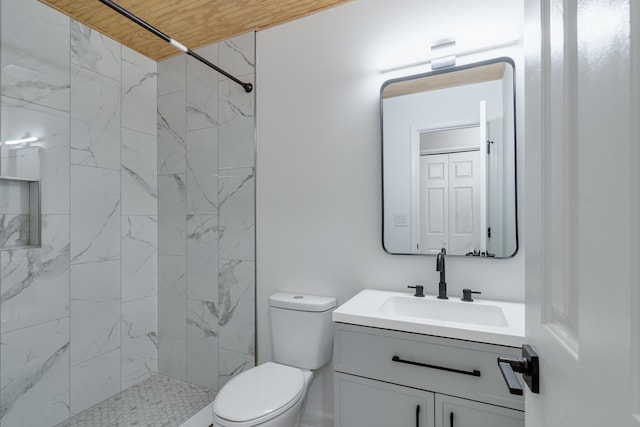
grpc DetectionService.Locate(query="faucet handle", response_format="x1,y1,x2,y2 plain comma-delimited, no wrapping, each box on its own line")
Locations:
461,288,481,302
408,285,425,297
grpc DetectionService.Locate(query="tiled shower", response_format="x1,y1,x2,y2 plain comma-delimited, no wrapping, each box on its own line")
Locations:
0,0,255,425
156,27,256,390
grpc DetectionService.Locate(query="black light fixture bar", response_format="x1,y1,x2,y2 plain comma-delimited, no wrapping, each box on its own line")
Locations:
98,0,253,93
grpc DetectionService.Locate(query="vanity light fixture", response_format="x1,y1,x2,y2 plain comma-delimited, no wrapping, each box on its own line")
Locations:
430,38,457,70
3,136,40,146
380,37,520,73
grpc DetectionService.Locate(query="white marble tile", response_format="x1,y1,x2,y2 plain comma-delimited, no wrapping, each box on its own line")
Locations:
70,165,120,265
186,126,218,214
186,45,219,131
180,402,214,427
187,215,218,302
158,174,186,256
122,295,158,390
70,260,121,364
193,45,218,63
0,318,70,427
1,96,70,214
158,255,186,339
218,76,255,170
122,128,157,215
219,259,255,355
218,349,254,388
122,46,157,136
216,33,254,176
186,299,219,390
0,214,30,247
1,0,70,112
158,54,186,96
70,349,121,416
31,143,69,217
121,216,157,303
0,179,30,215
1,146,40,181
71,21,121,81
1,215,70,333
158,174,186,216
0,183,33,247
158,213,187,257
218,32,255,81
219,168,255,261
158,334,187,381
158,91,186,175
59,374,215,427
70,64,121,170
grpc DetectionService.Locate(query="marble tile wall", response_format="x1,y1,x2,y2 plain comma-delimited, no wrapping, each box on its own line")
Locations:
157,33,256,391
0,1,157,425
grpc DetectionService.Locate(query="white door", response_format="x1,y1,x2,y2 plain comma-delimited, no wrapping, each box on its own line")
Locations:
486,120,503,256
420,154,449,254
478,100,488,254
420,152,480,255
524,0,640,425
448,151,480,256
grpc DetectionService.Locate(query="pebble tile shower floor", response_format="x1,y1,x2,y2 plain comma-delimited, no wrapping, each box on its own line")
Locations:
55,375,216,427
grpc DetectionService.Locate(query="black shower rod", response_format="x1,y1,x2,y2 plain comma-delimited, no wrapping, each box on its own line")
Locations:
98,0,253,93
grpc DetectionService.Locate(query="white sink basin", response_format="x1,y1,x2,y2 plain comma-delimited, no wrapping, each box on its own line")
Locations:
377,296,508,328
332,289,525,347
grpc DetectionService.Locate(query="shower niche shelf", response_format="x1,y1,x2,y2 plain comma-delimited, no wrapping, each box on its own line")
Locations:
0,176,41,250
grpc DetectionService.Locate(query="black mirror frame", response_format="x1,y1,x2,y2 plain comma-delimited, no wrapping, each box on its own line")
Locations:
380,56,519,258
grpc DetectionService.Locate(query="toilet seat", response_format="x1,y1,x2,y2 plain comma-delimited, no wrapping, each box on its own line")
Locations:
213,362,305,426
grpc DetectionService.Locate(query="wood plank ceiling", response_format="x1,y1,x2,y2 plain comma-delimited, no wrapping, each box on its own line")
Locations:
39,0,353,61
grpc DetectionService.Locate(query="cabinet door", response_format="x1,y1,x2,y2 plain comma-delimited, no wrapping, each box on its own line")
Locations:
335,373,434,427
435,395,524,427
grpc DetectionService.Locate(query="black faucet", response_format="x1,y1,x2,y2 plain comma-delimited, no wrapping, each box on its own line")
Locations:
461,288,481,302
408,285,425,297
436,248,448,299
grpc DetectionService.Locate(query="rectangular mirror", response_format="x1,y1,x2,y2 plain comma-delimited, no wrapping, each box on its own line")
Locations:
381,58,518,258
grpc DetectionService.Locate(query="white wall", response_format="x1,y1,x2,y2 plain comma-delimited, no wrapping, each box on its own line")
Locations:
256,0,524,423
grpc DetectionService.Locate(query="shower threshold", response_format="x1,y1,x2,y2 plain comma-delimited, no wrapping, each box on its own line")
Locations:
55,374,216,427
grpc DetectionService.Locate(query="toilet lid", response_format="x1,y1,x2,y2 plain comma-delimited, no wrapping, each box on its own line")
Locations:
214,362,305,423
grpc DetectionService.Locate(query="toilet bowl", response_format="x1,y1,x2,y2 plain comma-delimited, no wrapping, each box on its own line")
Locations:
212,362,313,427
212,293,336,427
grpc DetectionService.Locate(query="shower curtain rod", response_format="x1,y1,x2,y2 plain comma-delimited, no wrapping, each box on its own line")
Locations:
98,0,254,93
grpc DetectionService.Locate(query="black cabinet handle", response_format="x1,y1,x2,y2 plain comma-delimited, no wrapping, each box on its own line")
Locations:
416,404,420,427
450,412,454,427
392,355,481,377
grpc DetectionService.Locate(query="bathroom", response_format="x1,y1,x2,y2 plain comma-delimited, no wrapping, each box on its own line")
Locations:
0,0,638,426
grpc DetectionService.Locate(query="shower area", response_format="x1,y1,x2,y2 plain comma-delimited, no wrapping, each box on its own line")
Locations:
0,0,255,425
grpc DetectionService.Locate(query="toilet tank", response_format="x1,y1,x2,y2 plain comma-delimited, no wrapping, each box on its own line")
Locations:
269,293,337,370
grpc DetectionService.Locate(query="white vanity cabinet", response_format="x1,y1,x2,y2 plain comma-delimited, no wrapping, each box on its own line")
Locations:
335,373,435,427
435,395,523,427
333,323,524,427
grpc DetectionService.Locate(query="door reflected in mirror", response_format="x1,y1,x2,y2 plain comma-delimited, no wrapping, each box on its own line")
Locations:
381,58,518,258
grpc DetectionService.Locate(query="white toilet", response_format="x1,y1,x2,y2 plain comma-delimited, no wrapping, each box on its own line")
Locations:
212,293,337,427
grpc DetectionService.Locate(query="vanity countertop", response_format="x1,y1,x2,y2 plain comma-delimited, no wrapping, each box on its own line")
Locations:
332,289,525,347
